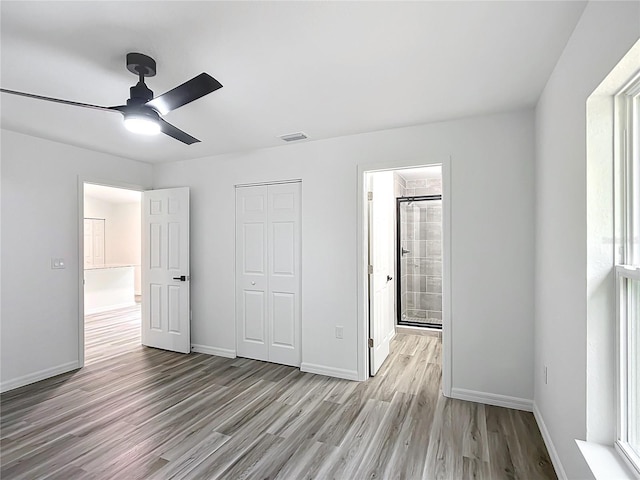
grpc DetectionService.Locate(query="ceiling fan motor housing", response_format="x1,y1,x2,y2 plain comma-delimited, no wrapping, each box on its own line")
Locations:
128,82,154,106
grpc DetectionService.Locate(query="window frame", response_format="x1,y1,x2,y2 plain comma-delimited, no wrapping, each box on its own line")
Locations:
615,74,640,478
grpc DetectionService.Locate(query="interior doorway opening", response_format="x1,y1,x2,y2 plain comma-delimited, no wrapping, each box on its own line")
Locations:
360,161,450,395
82,183,142,364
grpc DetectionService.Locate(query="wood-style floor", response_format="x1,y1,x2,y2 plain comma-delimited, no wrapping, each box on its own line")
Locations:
84,304,141,365
1,306,556,479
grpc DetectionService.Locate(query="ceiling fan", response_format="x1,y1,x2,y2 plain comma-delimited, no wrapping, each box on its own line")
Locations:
0,52,222,145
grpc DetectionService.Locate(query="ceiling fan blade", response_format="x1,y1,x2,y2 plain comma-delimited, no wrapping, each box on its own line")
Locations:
146,73,222,115
0,88,123,113
158,118,200,145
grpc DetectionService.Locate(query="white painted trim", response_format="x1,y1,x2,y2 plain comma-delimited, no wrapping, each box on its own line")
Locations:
534,402,568,480
84,302,137,316
300,362,360,381
450,387,533,412
441,157,452,397
191,344,237,359
0,361,79,393
77,177,85,369
235,178,302,188
578,441,637,480
356,156,452,389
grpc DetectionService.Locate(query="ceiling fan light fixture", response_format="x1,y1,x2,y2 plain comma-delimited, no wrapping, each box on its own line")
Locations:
123,111,160,136
0,53,223,145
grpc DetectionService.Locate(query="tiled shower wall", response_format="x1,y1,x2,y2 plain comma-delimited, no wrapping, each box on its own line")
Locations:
396,173,443,326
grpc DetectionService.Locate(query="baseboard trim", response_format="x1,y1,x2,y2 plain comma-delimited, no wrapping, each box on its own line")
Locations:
190,344,236,359
85,302,137,315
0,361,80,393
300,362,359,381
450,387,533,412
534,402,568,480
396,325,442,338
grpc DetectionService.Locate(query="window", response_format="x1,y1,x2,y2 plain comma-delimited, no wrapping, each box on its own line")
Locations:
616,74,640,476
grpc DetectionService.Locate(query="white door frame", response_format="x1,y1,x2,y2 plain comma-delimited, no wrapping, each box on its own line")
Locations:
77,176,145,369
356,157,452,396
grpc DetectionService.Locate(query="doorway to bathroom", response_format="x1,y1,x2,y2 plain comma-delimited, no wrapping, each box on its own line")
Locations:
362,162,449,389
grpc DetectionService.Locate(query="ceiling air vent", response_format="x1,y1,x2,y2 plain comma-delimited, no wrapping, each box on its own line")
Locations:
279,132,308,142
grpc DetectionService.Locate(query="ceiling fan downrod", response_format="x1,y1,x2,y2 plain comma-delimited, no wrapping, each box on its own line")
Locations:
126,52,156,107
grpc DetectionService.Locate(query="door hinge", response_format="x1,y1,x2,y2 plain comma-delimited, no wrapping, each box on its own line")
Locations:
367,191,373,201
368,265,373,274
368,338,374,348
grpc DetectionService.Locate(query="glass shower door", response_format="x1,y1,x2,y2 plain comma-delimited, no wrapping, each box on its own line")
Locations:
397,196,443,328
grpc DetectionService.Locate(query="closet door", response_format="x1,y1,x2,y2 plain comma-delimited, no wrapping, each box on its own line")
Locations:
236,186,269,361
267,182,301,367
236,182,301,366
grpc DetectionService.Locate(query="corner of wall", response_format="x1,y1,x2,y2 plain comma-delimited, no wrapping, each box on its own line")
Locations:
533,402,569,480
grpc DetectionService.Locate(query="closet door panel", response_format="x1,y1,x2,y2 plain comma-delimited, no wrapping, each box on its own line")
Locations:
236,186,269,361
267,183,301,367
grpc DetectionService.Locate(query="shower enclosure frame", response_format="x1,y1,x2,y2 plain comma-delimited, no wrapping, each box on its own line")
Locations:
396,195,443,329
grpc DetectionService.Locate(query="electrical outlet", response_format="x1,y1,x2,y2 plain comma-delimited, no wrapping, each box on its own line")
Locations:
335,326,344,339
544,365,548,385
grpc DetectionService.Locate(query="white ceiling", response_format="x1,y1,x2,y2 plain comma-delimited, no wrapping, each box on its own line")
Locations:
397,166,442,182
85,183,141,204
1,1,586,164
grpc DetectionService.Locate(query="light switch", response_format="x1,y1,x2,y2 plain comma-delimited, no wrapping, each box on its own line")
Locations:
51,258,66,269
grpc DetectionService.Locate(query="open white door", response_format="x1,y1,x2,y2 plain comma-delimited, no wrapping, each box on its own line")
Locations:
142,187,190,353
368,171,395,375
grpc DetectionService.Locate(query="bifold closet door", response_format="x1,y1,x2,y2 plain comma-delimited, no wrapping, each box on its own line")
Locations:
236,182,301,367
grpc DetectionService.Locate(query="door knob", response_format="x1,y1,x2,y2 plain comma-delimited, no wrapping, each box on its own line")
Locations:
251,281,256,285
387,275,393,282
173,275,187,281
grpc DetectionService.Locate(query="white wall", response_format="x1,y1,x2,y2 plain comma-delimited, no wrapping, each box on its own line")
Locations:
534,2,640,478
84,196,142,294
110,202,142,294
84,196,112,227
154,109,536,400
0,129,152,391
